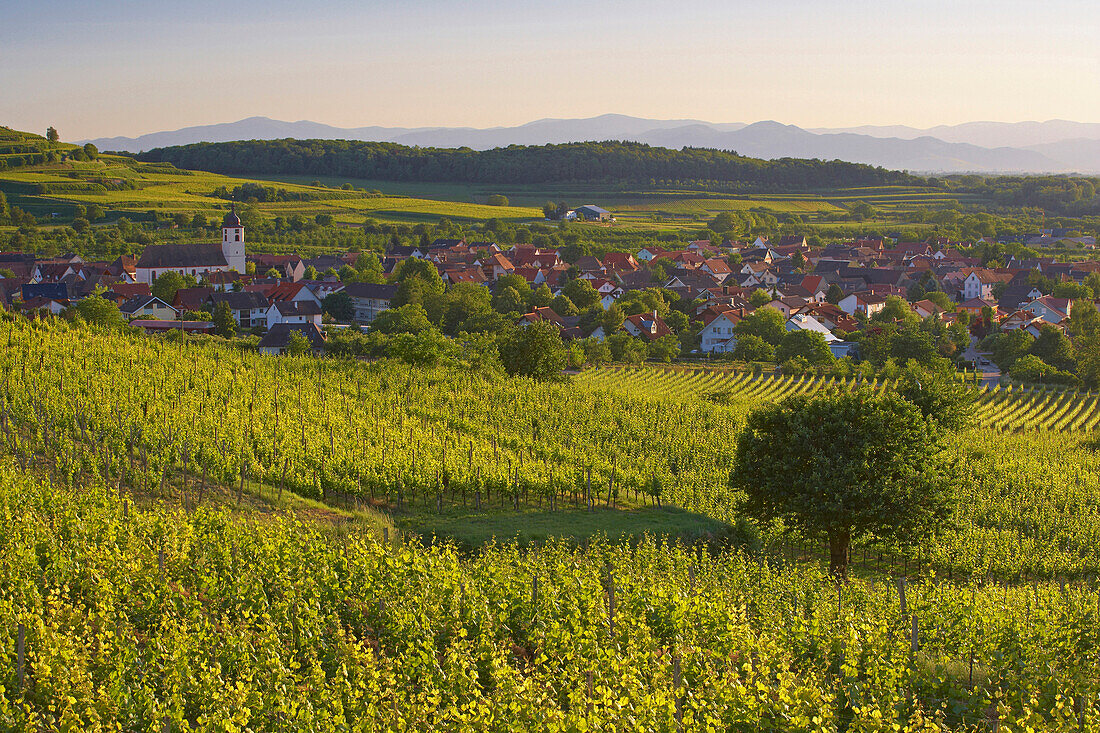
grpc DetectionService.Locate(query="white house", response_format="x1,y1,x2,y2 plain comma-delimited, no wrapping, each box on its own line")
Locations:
962,270,1006,301
699,311,741,354
342,283,398,325
210,291,269,329
266,300,323,330
636,247,669,262
838,292,887,317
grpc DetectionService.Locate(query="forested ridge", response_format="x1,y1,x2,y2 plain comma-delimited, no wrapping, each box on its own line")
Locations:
135,139,923,189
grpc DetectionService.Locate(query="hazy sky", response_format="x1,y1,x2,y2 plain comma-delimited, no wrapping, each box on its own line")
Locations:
2,0,1097,140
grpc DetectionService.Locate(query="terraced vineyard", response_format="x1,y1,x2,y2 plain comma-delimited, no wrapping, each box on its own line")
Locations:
577,366,1100,433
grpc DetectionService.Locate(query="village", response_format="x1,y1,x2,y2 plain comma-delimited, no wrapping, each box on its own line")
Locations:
0,208,1096,378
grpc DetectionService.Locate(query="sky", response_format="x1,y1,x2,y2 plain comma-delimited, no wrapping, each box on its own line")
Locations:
1,0,1098,141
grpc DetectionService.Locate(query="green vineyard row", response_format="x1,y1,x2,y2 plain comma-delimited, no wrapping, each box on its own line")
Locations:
576,366,1100,433
1,461,1098,731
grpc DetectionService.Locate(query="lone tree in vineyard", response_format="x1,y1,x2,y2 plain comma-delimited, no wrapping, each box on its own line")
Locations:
730,388,954,579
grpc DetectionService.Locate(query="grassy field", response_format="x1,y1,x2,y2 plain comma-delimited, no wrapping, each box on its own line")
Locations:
0,156,544,226
400,505,735,549
250,173,985,230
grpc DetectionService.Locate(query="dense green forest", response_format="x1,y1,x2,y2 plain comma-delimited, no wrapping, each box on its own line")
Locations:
135,140,922,189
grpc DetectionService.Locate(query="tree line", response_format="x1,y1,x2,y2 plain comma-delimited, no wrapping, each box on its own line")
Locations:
135,140,924,189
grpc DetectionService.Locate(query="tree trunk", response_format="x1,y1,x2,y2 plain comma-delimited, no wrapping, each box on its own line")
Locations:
829,529,850,580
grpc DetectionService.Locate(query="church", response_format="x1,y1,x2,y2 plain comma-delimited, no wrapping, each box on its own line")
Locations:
134,209,247,285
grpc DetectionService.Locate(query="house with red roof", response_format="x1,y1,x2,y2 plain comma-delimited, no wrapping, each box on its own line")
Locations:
701,258,732,281
1022,296,1074,325
622,311,672,342
957,297,999,317
483,253,515,280
602,252,639,272
266,281,322,307
910,299,946,319
838,291,888,317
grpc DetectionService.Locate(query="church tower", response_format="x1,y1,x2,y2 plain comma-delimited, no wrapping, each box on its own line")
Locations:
221,205,246,273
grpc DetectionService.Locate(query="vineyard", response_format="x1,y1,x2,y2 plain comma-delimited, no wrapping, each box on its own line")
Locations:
576,366,1100,434
2,460,1100,730
2,320,1100,579
3,319,1100,727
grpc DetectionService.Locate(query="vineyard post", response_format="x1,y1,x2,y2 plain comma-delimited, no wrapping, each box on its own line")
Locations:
910,615,918,655
672,649,683,730
897,576,907,616
531,575,538,606
383,526,389,544
123,499,129,521
607,570,615,638
16,622,24,690
181,446,188,508
158,544,165,580
587,670,594,718
280,457,287,502
586,468,592,512
198,464,207,505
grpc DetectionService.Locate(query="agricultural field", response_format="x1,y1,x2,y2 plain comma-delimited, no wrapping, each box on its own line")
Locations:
0,126,1000,236
251,173,985,230
3,319,1100,728
4,319,1100,579
0,155,543,228
578,365,1100,433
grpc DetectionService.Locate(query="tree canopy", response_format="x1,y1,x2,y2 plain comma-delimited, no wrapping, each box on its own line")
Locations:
498,323,566,380
137,140,923,190
730,388,955,578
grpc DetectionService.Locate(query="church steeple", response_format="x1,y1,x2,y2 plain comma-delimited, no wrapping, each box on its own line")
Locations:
221,204,245,272
222,203,241,229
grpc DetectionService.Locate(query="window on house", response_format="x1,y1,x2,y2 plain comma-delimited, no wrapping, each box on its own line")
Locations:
235,234,240,242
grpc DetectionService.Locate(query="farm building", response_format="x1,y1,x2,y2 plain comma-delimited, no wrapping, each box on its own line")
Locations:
572,205,612,222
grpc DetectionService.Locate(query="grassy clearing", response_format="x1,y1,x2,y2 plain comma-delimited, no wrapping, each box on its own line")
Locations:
400,505,737,549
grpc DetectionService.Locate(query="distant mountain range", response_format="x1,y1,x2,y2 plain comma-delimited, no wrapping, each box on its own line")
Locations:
83,115,1100,174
